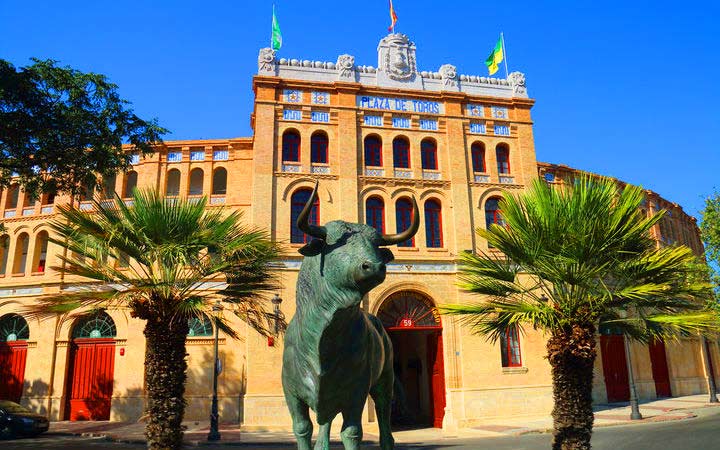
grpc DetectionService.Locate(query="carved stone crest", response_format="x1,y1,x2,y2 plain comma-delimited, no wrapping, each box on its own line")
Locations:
439,64,457,87
258,48,276,74
336,54,355,80
378,34,417,82
508,71,527,96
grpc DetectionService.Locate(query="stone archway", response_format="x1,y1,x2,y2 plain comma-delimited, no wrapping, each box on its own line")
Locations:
377,291,445,429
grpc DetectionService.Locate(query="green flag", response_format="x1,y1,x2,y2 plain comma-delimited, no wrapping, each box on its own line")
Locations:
485,35,503,76
271,6,282,51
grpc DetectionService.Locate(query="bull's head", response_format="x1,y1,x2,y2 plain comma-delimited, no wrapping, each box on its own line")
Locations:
296,181,419,295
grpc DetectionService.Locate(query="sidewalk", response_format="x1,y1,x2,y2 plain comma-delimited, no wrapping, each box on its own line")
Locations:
47,394,720,446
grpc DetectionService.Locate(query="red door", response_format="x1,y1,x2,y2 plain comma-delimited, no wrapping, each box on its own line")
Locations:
0,342,28,402
600,335,630,402
66,338,115,420
649,339,672,397
427,331,446,428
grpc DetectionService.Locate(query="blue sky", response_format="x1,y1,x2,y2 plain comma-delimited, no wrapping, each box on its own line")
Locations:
2,0,719,219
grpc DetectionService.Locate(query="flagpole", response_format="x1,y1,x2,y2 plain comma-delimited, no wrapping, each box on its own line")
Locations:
271,4,275,48
501,32,510,79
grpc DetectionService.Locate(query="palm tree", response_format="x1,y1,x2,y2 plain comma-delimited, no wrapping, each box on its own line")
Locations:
442,176,717,450
28,189,282,450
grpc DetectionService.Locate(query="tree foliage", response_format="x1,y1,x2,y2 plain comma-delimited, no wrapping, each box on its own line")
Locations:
0,58,167,198
700,190,720,301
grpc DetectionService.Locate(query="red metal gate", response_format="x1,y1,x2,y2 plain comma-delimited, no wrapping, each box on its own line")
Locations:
600,335,630,402
649,339,672,398
427,332,446,428
65,338,115,420
0,342,28,402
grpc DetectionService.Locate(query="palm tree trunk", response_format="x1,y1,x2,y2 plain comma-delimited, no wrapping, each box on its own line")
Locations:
144,316,189,450
547,324,597,450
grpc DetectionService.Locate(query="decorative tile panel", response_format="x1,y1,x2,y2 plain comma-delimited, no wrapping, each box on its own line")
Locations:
3,210,16,218
213,150,229,160
311,111,330,123
190,150,205,161
491,106,508,119
282,164,302,173
210,196,226,205
22,207,34,216
129,154,141,165
311,165,330,174
283,89,302,103
499,176,515,184
422,171,441,180
283,109,302,121
419,119,438,130
474,175,490,183
311,92,329,104
365,168,385,177
41,206,53,215
79,202,93,211
363,115,383,126
469,122,486,134
394,169,413,179
466,104,484,117
494,124,510,136
392,116,411,128
167,151,182,162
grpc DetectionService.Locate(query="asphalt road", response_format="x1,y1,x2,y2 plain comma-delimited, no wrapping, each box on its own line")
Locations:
3,408,720,450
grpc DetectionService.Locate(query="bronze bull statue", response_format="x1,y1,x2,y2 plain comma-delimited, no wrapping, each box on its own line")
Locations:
282,181,419,450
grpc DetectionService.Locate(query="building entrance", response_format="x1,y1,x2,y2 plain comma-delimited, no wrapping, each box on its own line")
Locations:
377,291,445,429
0,314,30,403
600,327,630,403
65,312,117,421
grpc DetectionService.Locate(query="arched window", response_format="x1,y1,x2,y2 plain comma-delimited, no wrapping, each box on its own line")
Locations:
12,233,29,274
72,311,117,339
282,130,301,162
290,189,319,244
392,137,410,169
166,169,181,197
421,138,438,170
485,197,505,229
188,168,204,195
212,168,227,195
364,135,382,167
424,199,443,248
6,184,19,209
471,142,486,172
188,315,213,337
0,314,29,341
102,175,116,199
496,144,510,174
0,235,9,275
311,131,328,164
366,197,385,234
501,325,522,367
123,171,138,198
395,198,415,247
32,231,49,273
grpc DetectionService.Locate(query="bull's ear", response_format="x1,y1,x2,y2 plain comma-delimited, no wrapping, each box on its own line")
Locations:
298,238,324,256
380,248,395,263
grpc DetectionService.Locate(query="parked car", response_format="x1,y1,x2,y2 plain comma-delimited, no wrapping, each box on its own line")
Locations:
0,400,49,439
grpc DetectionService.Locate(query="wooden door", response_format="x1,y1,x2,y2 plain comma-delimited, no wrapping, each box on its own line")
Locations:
0,342,28,402
427,331,446,428
66,338,115,420
600,335,630,402
649,339,672,397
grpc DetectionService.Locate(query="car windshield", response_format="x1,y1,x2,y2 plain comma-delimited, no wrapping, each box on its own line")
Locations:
0,401,31,414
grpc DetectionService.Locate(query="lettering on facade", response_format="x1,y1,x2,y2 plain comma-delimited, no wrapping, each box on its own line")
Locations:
469,122,486,134
283,109,302,121
311,111,330,123
357,95,442,114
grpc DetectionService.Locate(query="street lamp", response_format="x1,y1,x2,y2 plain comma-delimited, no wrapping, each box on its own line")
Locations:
700,336,719,403
208,300,224,442
623,336,643,420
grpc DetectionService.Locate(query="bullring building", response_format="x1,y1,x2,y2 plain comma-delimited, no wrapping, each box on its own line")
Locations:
0,34,716,431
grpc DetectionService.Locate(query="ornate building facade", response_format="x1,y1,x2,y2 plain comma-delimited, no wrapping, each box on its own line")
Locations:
0,34,717,430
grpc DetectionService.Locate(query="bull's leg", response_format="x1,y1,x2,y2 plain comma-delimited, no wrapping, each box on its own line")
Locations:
339,406,364,450
285,393,313,450
370,372,395,450
313,420,332,450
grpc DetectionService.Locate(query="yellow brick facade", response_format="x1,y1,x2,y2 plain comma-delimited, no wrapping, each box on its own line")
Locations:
0,34,717,430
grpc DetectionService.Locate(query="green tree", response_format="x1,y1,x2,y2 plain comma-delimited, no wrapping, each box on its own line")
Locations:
701,190,720,301
442,176,716,450
28,190,282,450
0,58,167,198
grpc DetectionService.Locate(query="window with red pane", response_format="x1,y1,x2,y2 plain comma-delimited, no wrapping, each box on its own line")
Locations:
364,135,382,166
424,199,443,248
365,197,385,234
290,189,319,244
501,325,522,367
471,142,486,172
496,144,510,174
282,130,301,162
420,138,438,170
392,137,410,168
395,198,415,247
485,197,505,229
311,131,328,164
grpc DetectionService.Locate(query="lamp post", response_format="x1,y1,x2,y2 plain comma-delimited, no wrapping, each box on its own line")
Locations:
208,300,223,442
623,335,643,420
700,336,719,403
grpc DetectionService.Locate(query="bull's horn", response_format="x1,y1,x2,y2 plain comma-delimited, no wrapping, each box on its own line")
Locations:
380,196,420,246
297,180,327,240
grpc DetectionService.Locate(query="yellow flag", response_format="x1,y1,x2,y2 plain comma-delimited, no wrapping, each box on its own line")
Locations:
485,36,504,76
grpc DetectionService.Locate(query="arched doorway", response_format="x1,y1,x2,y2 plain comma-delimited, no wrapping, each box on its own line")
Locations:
0,314,30,402
65,312,117,420
377,291,445,429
